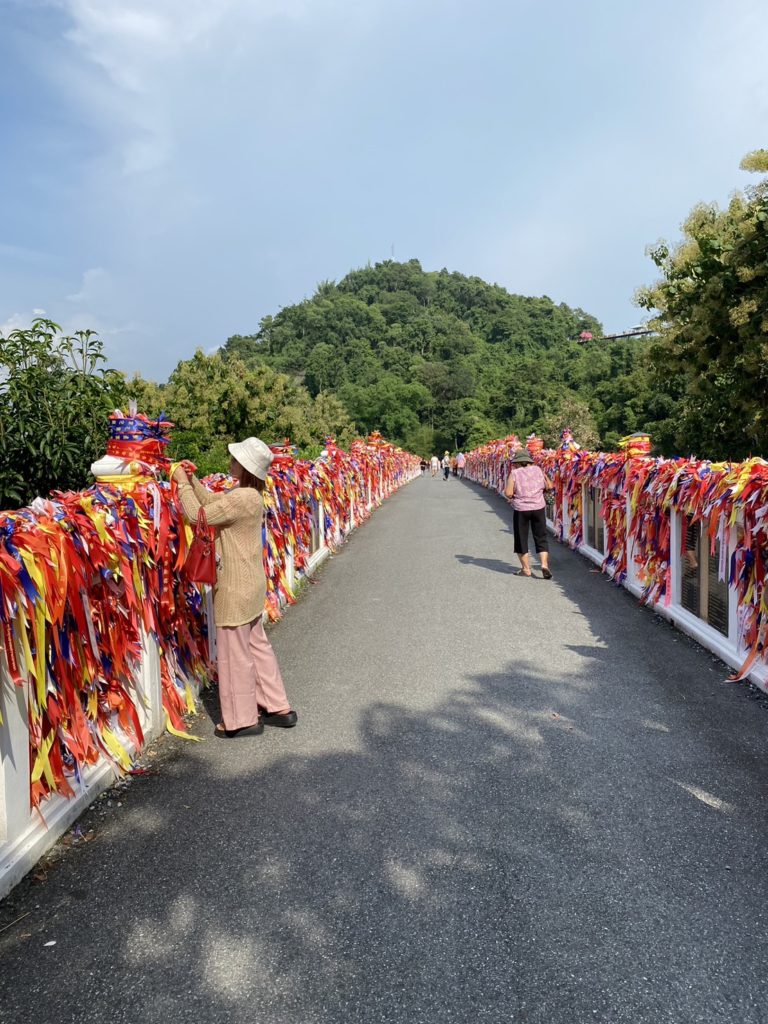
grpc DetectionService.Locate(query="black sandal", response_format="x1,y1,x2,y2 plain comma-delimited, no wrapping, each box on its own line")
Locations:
215,722,263,738
542,568,553,580
259,708,298,728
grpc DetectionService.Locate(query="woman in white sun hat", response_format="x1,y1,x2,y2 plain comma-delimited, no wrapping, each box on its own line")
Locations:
173,437,297,738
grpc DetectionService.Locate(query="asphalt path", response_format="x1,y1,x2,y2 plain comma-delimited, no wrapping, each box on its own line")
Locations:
2,474,768,1023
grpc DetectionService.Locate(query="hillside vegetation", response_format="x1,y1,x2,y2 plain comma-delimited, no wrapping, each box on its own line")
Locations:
221,260,673,457
128,147,768,466
4,156,765,509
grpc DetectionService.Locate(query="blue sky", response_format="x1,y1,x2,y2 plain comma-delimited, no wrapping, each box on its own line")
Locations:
1,0,766,380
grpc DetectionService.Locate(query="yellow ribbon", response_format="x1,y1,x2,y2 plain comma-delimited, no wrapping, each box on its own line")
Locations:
184,682,197,716
165,712,202,741
101,727,133,771
30,729,56,787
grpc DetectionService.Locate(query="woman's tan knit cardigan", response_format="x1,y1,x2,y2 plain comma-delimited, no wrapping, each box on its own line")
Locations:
177,476,266,627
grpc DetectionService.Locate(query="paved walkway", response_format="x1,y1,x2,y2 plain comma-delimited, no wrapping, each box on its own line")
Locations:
3,476,768,1023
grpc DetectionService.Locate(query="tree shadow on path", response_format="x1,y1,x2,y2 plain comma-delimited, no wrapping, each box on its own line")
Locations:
3,651,768,1024
4,477,768,1024
455,554,518,575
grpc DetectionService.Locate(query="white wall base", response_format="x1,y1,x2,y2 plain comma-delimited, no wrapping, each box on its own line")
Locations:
305,545,331,576
576,544,768,694
0,640,163,901
1,469,420,898
579,543,604,569
0,758,119,900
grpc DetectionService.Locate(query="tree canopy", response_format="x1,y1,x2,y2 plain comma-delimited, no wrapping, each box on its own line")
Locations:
5,150,767,509
127,350,356,474
0,320,125,507
637,150,768,459
220,260,667,456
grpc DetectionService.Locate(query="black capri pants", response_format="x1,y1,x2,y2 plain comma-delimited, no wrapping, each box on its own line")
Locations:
513,507,549,555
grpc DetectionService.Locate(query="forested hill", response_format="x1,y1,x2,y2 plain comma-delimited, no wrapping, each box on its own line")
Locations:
222,259,674,456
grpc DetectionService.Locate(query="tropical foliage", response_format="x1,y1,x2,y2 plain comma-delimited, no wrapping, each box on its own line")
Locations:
0,324,356,507
637,149,768,459
0,320,125,507
126,350,356,473
220,260,666,456
4,150,766,507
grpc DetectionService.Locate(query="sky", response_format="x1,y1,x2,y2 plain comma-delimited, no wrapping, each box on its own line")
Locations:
1,0,767,381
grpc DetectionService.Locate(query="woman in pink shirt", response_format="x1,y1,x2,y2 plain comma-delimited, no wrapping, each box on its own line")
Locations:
503,449,553,579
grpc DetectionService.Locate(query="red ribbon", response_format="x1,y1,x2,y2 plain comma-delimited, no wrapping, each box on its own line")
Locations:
106,439,167,464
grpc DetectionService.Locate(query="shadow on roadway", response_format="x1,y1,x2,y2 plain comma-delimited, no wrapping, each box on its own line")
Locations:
455,553,518,575
3,478,768,1023
2,643,768,1024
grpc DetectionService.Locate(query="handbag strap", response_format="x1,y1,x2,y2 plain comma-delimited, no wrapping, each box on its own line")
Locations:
196,507,211,535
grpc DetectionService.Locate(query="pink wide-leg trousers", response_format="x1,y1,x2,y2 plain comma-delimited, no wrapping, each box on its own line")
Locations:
216,616,290,730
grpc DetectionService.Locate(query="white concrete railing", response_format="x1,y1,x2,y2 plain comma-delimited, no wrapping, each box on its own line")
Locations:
0,481,412,898
0,627,165,899
547,485,768,694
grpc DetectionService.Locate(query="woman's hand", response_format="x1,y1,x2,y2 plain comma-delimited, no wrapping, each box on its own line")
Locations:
170,459,197,485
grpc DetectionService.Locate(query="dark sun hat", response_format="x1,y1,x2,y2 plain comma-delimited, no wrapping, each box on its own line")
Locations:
510,449,534,466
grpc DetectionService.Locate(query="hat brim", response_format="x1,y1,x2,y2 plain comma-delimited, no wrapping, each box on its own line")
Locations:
228,441,270,480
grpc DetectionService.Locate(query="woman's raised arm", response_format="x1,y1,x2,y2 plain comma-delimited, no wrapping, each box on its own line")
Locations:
175,474,242,527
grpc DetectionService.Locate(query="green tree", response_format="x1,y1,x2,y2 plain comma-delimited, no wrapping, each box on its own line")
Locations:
308,391,356,448
221,333,261,364
637,150,768,458
124,373,165,416
0,319,126,507
305,342,341,394
168,260,684,454
134,348,356,469
539,393,601,450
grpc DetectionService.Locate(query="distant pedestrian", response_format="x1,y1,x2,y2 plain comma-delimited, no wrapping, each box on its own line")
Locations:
420,458,428,475
503,449,552,579
430,455,439,477
451,456,458,477
442,451,451,481
456,451,466,478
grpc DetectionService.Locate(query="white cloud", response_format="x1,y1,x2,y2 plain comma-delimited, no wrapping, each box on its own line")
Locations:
0,310,48,336
25,0,766,377
66,266,110,303
444,0,768,332
0,305,140,348
63,1,240,75
55,0,386,174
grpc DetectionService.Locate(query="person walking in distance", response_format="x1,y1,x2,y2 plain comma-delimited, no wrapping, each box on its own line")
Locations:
173,437,298,737
442,451,451,481
504,448,553,579
456,451,466,478
430,454,439,478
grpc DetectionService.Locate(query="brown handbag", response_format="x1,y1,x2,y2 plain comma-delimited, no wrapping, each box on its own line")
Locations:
184,508,217,586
